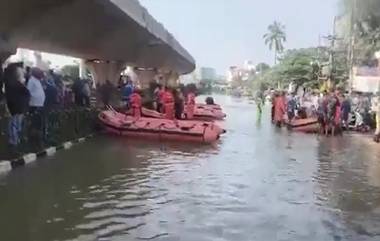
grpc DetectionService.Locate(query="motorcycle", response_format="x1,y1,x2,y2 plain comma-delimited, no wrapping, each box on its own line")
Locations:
348,111,372,132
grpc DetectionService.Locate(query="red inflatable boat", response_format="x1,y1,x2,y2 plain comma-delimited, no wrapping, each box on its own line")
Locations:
99,110,225,143
196,103,222,111
192,104,226,121
136,107,226,121
288,118,319,133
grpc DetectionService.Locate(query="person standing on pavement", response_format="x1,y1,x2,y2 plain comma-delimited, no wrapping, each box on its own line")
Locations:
27,68,46,113
27,68,46,148
82,79,91,107
4,63,30,152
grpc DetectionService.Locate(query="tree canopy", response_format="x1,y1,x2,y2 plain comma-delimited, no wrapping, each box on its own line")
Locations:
341,0,380,64
251,47,330,91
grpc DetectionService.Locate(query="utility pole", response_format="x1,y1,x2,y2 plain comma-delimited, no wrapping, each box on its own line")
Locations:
331,17,337,85
323,17,338,89
348,0,357,91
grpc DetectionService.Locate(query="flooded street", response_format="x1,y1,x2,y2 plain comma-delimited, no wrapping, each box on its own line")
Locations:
2,95,380,241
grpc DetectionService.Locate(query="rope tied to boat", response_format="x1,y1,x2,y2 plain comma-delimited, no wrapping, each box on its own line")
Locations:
202,123,208,143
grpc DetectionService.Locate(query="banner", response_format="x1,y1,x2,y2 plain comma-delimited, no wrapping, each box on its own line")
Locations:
352,76,380,93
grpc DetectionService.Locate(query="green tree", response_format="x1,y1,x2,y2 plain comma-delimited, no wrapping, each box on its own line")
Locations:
252,47,330,90
255,62,270,73
263,21,287,64
341,0,380,64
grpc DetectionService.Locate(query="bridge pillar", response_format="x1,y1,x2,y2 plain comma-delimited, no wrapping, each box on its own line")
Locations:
132,69,157,89
86,60,126,86
159,71,179,87
0,35,17,65
79,59,87,79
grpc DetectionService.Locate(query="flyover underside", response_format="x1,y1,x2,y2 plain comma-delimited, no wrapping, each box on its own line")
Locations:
0,0,195,75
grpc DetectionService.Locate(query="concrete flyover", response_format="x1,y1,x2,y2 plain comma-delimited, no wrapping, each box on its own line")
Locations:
0,0,195,85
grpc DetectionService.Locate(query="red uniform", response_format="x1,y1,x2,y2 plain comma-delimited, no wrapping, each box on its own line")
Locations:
130,92,142,118
274,96,286,124
186,92,196,119
163,90,175,119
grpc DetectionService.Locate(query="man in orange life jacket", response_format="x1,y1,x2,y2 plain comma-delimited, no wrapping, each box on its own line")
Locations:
185,91,196,119
130,88,142,118
163,87,175,119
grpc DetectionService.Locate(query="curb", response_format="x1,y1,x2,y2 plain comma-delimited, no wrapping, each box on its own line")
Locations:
0,134,94,176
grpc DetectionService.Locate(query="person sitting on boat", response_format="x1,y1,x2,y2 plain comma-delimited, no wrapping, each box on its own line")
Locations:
163,87,175,119
130,88,142,118
205,96,215,105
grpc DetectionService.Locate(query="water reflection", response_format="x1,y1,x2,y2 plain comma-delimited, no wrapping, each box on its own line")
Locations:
0,96,380,241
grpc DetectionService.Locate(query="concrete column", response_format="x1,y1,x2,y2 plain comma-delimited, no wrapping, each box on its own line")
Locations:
163,71,179,87
156,70,179,87
79,59,87,79
132,69,157,89
86,60,126,86
0,35,17,65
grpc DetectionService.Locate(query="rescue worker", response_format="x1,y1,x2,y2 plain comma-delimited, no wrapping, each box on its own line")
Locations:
185,90,196,119
274,91,286,127
163,87,175,119
129,88,142,118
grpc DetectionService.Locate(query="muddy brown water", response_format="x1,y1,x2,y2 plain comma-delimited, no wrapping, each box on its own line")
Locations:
1,95,380,241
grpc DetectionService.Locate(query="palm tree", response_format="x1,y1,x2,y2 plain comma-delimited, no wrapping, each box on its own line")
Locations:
263,21,286,64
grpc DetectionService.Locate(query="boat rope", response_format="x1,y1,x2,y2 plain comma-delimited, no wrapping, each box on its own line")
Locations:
202,124,208,143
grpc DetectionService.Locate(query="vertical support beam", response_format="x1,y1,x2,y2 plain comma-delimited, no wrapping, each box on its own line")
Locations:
79,59,87,79
86,60,126,86
132,69,157,89
163,71,179,87
0,35,17,65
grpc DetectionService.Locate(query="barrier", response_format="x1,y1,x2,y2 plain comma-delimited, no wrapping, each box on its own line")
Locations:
0,107,99,160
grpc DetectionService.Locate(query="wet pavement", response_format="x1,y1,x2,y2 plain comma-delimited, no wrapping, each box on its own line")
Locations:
1,95,380,241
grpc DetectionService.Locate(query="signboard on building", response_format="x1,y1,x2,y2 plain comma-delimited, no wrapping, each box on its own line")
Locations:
352,67,380,93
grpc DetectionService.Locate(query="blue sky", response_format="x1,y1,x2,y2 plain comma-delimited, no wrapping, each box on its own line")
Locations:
140,0,338,74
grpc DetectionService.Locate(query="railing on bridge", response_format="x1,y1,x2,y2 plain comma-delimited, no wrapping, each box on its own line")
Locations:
0,107,99,160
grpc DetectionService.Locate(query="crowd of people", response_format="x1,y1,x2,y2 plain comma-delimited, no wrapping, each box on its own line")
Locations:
266,88,380,138
0,62,97,153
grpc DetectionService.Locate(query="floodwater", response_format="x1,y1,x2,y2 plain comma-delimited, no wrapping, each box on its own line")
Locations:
1,96,380,241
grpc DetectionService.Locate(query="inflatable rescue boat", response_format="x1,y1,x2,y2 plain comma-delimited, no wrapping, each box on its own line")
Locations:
288,118,319,133
192,104,226,121
99,110,225,143
137,107,226,121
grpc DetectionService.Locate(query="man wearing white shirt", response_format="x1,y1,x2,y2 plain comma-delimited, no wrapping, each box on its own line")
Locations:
27,68,45,111
27,68,46,146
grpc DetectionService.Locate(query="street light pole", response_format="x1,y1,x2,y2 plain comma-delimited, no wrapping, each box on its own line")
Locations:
348,0,357,91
